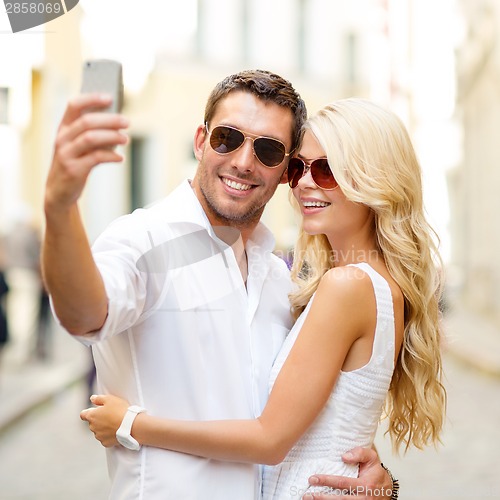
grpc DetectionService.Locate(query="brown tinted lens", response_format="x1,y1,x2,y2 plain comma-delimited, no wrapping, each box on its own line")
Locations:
311,159,337,189
287,158,305,188
210,126,245,154
254,137,286,167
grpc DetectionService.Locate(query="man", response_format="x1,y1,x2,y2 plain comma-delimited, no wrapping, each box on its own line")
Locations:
43,70,395,499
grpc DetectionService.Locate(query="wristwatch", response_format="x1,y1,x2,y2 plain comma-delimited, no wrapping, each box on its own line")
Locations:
116,405,147,451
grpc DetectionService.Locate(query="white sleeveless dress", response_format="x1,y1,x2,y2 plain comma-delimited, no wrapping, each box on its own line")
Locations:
262,263,396,499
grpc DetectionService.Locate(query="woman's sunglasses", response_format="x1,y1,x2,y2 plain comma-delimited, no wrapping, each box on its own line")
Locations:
206,124,292,168
287,157,338,190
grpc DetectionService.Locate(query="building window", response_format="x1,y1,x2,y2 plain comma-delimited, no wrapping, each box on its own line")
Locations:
298,0,306,73
0,88,8,124
345,32,358,86
129,137,145,211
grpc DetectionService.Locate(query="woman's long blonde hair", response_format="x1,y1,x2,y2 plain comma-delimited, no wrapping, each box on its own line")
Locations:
289,98,446,453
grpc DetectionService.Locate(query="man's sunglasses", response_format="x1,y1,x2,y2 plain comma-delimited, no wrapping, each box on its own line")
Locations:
287,157,338,190
205,124,292,168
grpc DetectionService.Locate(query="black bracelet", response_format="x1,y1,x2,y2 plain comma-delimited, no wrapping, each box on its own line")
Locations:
380,463,399,499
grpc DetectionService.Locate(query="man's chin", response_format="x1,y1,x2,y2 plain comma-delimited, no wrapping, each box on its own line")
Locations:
213,204,264,227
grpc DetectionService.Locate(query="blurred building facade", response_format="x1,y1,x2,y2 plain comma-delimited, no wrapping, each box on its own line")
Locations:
448,0,500,329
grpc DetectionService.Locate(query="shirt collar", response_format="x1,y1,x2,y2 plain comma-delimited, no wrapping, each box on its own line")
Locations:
246,219,276,255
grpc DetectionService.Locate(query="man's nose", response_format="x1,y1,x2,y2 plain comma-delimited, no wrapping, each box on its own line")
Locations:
232,137,256,171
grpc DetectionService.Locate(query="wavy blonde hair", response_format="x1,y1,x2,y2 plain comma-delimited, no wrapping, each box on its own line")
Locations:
289,98,446,453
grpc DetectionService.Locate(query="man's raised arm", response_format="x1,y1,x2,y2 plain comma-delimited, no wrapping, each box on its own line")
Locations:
41,94,129,335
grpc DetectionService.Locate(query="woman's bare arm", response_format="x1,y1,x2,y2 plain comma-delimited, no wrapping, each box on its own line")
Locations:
82,267,374,465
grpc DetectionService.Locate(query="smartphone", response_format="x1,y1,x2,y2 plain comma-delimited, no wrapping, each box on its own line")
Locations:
80,59,124,113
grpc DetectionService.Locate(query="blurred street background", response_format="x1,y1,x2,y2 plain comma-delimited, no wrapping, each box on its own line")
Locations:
1,0,500,498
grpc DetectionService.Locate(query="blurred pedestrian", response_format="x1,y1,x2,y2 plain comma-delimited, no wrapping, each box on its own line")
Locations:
3,206,43,364
0,239,9,363
0,268,9,355
34,279,52,361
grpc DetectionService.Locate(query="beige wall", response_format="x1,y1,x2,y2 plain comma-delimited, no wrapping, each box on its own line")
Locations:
449,0,500,323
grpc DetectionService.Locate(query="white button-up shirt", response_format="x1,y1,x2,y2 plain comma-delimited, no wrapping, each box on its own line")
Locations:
74,181,293,499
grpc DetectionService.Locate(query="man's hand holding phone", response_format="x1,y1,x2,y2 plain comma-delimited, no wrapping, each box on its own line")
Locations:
45,60,129,215
45,93,129,213
42,60,129,337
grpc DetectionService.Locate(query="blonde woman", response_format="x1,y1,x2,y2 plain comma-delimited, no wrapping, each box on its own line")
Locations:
82,98,446,499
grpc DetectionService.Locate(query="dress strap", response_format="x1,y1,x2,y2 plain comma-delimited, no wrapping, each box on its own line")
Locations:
347,262,395,367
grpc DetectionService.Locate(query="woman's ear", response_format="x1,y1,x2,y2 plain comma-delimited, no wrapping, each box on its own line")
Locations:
193,125,207,161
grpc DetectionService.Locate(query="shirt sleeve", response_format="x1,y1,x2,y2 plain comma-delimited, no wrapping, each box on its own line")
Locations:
73,212,151,346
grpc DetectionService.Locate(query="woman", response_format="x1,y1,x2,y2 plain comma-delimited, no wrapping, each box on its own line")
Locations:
82,98,446,498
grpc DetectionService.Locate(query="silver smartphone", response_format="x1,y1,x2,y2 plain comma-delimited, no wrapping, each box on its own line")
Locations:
80,59,124,113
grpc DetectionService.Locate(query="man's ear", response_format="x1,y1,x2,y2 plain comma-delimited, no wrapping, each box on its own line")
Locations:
193,125,207,161
279,164,289,185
